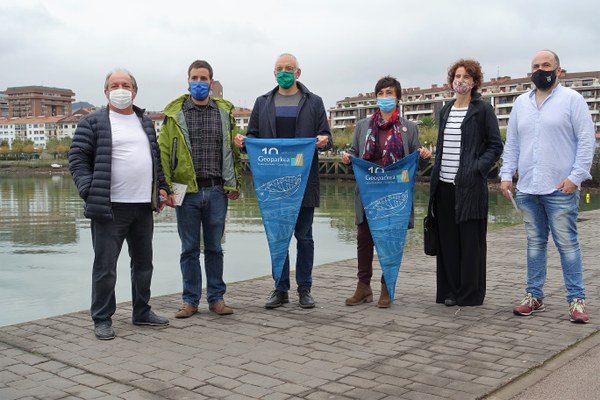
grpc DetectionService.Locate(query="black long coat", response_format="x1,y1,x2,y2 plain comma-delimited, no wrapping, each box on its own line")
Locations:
429,94,504,222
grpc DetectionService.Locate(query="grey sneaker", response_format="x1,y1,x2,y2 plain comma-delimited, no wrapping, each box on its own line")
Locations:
94,321,115,340
133,310,169,326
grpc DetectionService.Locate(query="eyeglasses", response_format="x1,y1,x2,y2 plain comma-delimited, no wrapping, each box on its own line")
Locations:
274,66,297,73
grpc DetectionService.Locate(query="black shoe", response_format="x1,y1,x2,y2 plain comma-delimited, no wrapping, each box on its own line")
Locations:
444,298,457,307
298,288,315,309
132,310,170,326
94,321,115,340
265,290,289,309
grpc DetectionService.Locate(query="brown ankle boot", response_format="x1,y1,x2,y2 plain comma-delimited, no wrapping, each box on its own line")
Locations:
377,282,391,308
345,282,373,306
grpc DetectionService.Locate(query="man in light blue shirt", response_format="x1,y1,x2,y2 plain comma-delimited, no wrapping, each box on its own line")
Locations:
500,50,595,323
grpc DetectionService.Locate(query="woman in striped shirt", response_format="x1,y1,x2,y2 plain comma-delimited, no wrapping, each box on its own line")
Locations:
428,59,503,307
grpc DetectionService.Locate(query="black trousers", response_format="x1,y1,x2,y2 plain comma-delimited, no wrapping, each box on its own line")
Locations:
434,182,487,306
90,203,154,324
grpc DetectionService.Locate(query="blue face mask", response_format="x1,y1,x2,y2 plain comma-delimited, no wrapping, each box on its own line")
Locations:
377,97,396,113
189,81,210,101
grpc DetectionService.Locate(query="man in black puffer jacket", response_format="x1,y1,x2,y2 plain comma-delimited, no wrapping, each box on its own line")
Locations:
69,69,170,340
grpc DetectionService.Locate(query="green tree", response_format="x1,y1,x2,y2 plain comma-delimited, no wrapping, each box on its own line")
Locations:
11,139,25,155
46,138,60,159
57,137,72,158
23,141,35,159
419,116,436,129
419,126,438,150
500,127,507,142
417,117,438,150
0,143,9,159
331,125,355,154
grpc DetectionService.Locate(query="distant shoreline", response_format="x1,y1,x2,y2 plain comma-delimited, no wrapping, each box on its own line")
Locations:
0,166,71,176
1,164,598,191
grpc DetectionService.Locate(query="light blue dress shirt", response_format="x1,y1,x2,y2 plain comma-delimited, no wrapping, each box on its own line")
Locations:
500,84,595,194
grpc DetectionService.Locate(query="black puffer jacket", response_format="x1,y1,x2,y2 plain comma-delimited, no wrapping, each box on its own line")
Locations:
429,94,503,222
68,106,169,220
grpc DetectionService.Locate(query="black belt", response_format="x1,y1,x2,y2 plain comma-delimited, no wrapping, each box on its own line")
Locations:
197,177,223,188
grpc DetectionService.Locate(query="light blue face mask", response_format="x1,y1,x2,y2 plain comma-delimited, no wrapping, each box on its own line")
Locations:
189,81,210,101
377,97,397,113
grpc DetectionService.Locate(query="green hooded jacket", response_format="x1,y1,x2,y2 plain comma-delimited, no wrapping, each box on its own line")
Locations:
158,94,242,193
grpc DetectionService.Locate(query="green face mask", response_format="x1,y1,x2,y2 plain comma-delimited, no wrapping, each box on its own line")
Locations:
276,71,295,89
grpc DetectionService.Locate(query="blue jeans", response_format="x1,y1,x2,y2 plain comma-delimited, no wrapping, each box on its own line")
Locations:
176,187,228,305
90,203,154,324
516,190,585,303
277,206,315,292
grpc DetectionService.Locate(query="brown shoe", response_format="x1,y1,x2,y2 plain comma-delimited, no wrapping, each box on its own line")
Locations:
345,281,373,306
377,282,391,308
175,304,198,318
209,300,234,315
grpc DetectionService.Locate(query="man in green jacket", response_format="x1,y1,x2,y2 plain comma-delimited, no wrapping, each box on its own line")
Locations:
158,60,242,318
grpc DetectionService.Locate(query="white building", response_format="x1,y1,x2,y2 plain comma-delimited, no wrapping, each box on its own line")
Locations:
329,70,600,133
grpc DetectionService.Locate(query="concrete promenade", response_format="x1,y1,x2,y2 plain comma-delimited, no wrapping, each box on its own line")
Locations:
1,210,599,400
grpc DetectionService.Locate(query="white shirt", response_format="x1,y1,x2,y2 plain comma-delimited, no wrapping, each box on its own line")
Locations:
440,106,467,183
109,110,153,202
500,84,595,194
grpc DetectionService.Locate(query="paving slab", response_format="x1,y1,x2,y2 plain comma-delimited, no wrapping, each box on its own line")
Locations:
1,210,599,399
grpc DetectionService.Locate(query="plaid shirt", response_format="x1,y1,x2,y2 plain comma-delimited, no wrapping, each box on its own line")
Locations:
182,97,223,180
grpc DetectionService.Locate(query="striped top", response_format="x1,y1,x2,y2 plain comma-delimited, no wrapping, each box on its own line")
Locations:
439,106,467,183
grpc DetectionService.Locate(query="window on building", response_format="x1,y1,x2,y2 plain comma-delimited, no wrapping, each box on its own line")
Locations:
582,79,593,86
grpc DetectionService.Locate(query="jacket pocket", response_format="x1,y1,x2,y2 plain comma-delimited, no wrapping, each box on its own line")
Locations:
171,137,178,172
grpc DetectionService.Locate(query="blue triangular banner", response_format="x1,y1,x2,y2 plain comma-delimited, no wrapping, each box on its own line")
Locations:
351,151,419,302
245,138,316,288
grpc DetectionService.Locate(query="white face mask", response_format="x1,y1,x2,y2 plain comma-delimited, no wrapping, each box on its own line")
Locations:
109,88,133,109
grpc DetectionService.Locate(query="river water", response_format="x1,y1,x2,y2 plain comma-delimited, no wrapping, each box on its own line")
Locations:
1,174,598,327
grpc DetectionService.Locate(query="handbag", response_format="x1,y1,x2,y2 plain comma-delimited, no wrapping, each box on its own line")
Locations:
423,212,437,256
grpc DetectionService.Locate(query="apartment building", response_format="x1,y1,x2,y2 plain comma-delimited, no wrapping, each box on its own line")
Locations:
1,108,163,149
329,71,600,133
0,92,8,117
233,107,252,132
57,108,94,139
5,86,75,118
0,115,63,148
146,111,165,134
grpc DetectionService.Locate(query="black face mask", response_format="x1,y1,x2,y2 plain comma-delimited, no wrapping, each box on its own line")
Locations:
531,69,557,90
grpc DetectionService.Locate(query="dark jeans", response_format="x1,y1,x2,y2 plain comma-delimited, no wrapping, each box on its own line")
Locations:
90,203,154,324
277,206,315,291
434,181,487,306
175,187,228,305
356,220,384,285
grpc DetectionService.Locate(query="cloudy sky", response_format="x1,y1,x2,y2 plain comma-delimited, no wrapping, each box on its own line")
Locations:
1,0,599,112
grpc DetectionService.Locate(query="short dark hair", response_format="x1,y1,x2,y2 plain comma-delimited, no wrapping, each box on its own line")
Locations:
447,59,483,96
374,76,402,100
188,60,213,79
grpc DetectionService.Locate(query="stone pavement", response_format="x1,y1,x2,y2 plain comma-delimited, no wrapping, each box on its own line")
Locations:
1,210,599,400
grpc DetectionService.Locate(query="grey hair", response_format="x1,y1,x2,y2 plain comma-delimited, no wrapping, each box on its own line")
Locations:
104,68,138,92
275,53,300,69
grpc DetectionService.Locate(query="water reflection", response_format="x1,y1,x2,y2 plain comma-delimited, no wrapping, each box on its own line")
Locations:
1,174,598,327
